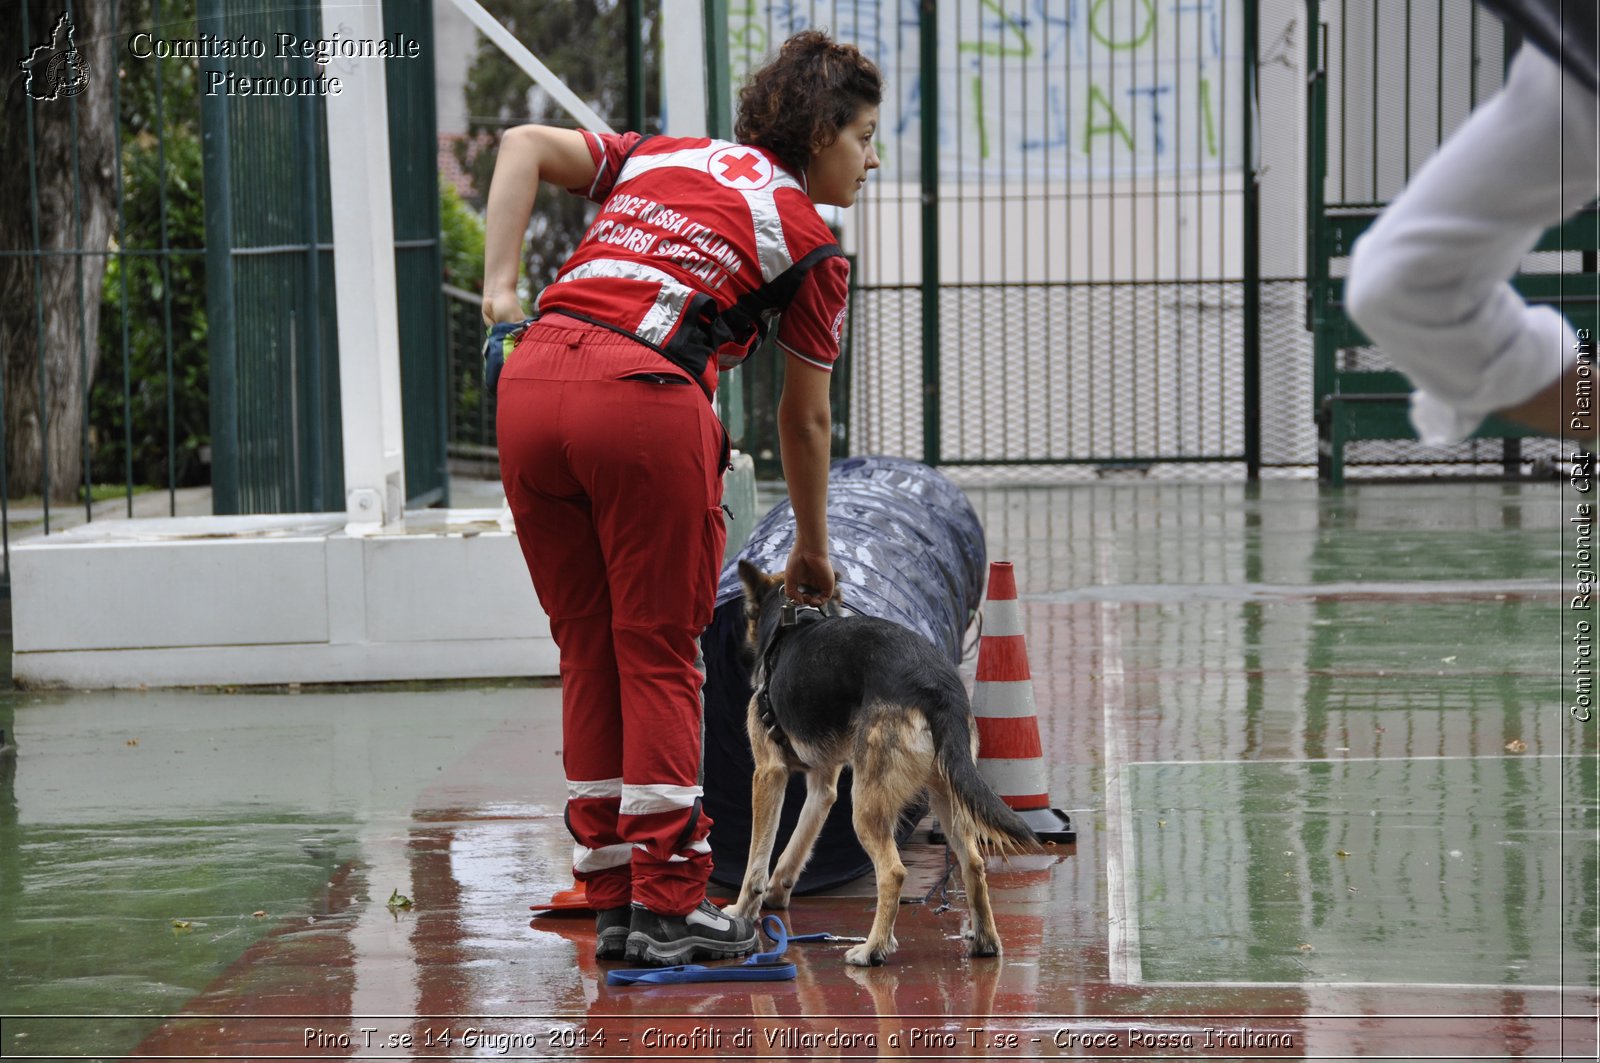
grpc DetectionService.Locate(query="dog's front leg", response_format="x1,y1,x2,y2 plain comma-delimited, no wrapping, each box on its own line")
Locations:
729,749,790,921
763,762,844,910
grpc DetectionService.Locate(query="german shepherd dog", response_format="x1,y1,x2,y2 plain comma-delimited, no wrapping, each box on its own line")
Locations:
729,561,1042,966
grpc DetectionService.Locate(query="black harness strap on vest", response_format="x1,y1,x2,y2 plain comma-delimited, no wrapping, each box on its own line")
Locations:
541,140,845,472
715,243,846,352
754,602,828,767
537,242,844,473
538,307,711,395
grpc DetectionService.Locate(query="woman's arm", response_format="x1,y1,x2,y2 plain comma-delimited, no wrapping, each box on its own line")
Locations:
777,355,835,604
481,125,600,326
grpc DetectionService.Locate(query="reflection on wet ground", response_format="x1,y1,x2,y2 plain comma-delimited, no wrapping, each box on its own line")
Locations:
0,480,1594,1059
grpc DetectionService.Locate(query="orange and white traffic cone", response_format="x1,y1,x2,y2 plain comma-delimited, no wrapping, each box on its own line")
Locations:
966,560,1074,843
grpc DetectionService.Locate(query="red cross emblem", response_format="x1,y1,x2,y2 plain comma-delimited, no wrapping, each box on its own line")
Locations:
720,153,762,183
709,146,773,189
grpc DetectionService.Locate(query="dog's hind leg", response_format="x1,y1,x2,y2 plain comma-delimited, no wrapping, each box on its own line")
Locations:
844,714,930,966
926,787,965,897
937,780,1002,958
846,795,907,967
763,761,844,910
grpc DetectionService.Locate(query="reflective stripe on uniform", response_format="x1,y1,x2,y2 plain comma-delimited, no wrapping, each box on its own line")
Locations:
573,842,634,872
540,258,696,347
620,782,704,816
615,142,722,186
567,776,624,801
642,837,713,863
739,185,793,283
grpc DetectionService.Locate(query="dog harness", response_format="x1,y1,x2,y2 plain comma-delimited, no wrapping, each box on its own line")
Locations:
754,600,828,766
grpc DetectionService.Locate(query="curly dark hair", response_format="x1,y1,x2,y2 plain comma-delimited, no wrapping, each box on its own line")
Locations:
734,30,883,177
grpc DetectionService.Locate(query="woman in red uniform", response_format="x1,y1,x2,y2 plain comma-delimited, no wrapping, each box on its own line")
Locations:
481,32,881,967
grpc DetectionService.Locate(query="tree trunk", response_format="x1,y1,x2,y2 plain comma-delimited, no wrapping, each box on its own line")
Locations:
1,2,118,502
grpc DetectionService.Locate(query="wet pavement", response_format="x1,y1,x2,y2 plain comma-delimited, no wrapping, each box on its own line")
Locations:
0,479,1596,1060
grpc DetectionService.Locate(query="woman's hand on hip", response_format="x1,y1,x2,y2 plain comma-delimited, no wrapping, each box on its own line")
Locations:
482,291,527,328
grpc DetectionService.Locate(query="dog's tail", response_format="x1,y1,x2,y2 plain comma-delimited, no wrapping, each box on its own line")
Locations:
928,691,1045,856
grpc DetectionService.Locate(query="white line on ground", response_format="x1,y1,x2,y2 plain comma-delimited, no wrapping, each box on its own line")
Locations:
1129,753,1576,767
1100,538,1140,986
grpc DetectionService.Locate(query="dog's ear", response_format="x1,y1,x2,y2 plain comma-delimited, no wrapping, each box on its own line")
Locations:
737,559,767,605
819,567,847,617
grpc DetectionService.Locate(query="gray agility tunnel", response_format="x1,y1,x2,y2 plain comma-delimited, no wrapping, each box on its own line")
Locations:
700,456,987,894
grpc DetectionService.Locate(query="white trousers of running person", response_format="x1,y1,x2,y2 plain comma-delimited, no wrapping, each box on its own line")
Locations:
1346,45,1599,445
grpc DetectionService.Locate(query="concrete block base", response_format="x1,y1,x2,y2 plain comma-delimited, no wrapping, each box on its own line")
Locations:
11,453,758,690
12,510,556,689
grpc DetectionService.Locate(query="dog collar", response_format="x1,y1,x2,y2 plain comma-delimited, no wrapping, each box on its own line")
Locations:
755,601,831,767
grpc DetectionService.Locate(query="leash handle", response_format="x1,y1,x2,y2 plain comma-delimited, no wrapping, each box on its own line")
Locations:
750,914,791,964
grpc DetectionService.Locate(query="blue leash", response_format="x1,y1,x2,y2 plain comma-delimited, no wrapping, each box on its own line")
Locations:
605,915,799,986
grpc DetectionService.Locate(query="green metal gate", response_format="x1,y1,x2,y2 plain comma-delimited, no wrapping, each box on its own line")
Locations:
201,0,446,513
1305,0,1596,484
384,0,451,508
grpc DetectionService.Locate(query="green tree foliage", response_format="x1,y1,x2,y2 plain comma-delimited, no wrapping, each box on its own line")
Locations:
93,131,209,488
458,1,659,299
90,0,209,489
440,180,485,294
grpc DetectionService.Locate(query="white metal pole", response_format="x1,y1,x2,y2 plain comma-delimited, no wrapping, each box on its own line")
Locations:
322,0,407,534
661,0,708,136
447,0,615,133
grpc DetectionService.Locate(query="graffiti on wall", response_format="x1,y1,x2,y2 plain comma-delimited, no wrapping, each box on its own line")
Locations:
729,0,1243,180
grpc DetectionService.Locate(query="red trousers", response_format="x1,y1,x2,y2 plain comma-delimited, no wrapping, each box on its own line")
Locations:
497,318,726,916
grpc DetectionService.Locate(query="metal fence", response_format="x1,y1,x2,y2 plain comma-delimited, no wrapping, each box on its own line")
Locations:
727,0,1266,475
444,283,497,476
201,0,447,513
2,0,450,594
199,0,345,514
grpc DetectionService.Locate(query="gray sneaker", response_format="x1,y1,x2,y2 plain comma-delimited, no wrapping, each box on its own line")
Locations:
622,899,758,966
